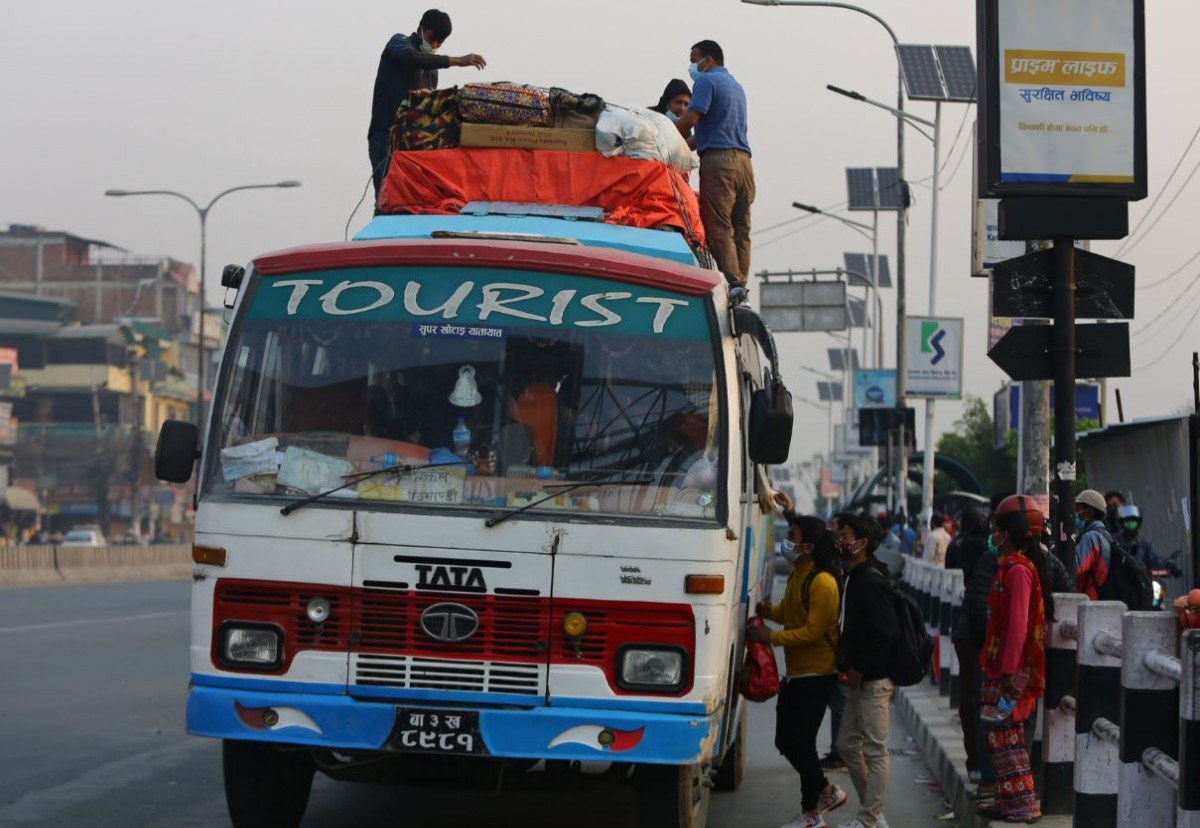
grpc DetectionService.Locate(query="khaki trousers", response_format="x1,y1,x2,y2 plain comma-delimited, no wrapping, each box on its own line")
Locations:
836,678,894,827
698,149,755,286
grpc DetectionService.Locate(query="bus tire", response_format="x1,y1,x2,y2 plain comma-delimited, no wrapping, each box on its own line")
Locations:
633,762,708,828
712,706,746,792
223,739,315,828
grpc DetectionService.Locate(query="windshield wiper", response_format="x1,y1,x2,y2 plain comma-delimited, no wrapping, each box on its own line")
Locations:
280,461,466,516
484,471,652,528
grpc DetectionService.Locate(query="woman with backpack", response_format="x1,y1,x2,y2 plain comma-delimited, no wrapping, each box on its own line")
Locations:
750,509,849,828
977,495,1053,824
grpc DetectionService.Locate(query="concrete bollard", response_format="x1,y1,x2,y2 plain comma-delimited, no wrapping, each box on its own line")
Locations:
1181,630,1200,828
1073,600,1126,827
1042,593,1088,815
1117,611,1180,828
947,569,963,708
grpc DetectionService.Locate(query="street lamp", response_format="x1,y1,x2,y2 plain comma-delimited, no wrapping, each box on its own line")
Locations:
105,181,301,427
743,0,909,513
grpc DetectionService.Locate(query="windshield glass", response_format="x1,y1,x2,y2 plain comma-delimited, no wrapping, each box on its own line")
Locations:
205,265,722,521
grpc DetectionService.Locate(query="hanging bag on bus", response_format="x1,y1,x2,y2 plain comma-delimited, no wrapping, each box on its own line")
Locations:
740,618,781,701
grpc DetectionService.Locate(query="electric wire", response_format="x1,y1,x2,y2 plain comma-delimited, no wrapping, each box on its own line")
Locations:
753,214,834,251
1115,119,1200,258
752,200,850,237
1138,247,1200,291
1115,151,1200,259
1134,300,1200,371
937,132,972,191
907,104,973,185
1132,277,1200,342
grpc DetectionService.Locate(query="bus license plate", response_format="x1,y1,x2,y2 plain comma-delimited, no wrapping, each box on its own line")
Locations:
386,708,486,755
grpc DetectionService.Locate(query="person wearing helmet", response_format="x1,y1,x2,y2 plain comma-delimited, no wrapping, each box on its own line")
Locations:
1074,489,1113,600
1115,504,1167,570
976,495,1051,824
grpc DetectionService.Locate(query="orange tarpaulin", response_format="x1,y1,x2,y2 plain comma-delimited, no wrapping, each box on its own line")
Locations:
378,149,705,246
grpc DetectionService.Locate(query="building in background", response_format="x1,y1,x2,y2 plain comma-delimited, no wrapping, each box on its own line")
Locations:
0,224,212,541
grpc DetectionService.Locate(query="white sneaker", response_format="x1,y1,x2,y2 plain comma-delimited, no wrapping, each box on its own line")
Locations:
779,814,827,828
817,783,849,813
836,820,868,828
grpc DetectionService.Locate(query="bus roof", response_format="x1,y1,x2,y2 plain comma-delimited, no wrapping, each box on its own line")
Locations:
355,214,698,265
252,237,724,298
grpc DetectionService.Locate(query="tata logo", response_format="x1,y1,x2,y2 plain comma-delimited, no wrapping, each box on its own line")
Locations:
420,603,480,644
415,564,487,592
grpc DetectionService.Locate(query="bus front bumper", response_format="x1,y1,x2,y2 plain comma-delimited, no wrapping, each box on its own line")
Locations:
186,683,715,765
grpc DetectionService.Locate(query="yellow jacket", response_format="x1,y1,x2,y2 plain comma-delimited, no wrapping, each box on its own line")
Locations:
767,559,840,677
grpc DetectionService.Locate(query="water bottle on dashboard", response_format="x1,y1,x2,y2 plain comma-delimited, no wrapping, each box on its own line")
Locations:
453,417,471,458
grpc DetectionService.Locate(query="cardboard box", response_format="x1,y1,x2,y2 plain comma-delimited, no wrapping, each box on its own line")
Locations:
459,123,596,153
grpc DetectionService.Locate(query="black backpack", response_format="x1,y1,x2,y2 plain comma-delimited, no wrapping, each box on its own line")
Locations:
870,568,933,686
1095,529,1155,611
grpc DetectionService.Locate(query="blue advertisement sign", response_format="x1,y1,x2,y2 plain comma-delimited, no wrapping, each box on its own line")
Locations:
994,382,1102,447
853,369,897,409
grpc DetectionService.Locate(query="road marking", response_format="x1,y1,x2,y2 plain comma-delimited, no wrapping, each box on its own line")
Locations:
0,610,188,634
0,739,210,824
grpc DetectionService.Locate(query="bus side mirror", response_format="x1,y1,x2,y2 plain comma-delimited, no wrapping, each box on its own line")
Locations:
748,380,793,465
156,419,200,483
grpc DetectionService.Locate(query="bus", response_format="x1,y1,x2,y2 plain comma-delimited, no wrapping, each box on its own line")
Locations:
155,155,793,828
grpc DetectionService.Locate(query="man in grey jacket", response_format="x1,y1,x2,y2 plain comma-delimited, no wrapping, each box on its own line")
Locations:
368,9,486,196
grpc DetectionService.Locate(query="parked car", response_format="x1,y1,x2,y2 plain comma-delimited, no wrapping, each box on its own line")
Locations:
60,529,106,547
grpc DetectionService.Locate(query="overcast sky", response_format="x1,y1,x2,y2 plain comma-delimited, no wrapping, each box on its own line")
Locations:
3,0,1196,488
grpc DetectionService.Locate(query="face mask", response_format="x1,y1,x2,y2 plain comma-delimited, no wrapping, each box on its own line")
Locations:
688,61,703,81
1074,514,1086,533
665,110,680,123
1122,520,1139,533
420,34,438,54
780,539,798,563
986,534,999,555
836,539,863,559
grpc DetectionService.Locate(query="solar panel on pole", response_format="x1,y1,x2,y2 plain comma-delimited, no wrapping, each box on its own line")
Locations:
935,45,977,102
870,254,892,288
827,348,860,372
897,44,945,100
817,381,843,403
844,253,868,286
846,297,867,327
846,168,877,211
875,168,903,210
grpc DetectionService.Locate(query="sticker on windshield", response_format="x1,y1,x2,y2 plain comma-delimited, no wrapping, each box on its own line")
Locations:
413,323,506,340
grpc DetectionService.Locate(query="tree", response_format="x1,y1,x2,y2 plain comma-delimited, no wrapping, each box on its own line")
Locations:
936,396,1018,497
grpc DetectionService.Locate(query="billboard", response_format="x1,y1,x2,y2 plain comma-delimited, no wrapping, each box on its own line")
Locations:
853,369,897,409
977,0,1147,199
905,317,964,399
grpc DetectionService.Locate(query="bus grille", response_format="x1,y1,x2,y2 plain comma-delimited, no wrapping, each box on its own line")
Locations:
354,588,549,660
352,654,543,695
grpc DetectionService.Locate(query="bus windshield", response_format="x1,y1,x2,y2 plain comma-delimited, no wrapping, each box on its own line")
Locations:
205,265,722,522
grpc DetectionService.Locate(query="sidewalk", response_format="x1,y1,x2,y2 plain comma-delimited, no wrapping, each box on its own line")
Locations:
894,682,1071,828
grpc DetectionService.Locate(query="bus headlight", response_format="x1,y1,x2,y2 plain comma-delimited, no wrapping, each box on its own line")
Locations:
218,623,283,670
618,646,686,692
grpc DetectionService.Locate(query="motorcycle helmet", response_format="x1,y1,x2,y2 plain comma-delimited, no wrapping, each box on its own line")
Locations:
1116,504,1142,524
993,494,1046,542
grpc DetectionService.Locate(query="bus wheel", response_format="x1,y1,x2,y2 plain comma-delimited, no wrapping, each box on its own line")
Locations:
223,740,315,828
633,762,709,828
712,707,746,792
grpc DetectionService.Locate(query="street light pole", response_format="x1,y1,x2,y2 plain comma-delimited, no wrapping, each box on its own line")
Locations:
744,0,909,514
105,181,300,429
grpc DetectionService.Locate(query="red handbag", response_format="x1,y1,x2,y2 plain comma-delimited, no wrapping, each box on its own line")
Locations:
740,618,782,702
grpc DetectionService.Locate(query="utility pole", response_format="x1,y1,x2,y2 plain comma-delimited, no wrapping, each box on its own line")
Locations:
1019,240,1052,504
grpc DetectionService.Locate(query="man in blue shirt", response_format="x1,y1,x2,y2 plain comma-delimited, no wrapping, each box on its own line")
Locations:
674,40,755,287
368,10,486,198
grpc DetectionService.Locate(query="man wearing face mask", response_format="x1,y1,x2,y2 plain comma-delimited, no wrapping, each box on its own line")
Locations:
674,40,755,287
1074,488,1113,600
832,513,898,828
1115,504,1169,570
368,9,487,197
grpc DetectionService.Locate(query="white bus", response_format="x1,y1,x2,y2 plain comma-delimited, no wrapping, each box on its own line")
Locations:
156,203,794,828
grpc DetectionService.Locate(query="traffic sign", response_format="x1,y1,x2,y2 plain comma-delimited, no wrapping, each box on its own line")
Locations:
991,248,1135,320
987,322,1131,381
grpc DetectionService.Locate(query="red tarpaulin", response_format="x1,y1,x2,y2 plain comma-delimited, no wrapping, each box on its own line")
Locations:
378,149,705,247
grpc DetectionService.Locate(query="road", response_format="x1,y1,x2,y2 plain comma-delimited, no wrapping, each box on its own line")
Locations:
0,579,960,827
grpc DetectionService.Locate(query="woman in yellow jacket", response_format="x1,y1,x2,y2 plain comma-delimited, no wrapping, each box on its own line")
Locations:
749,505,850,828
